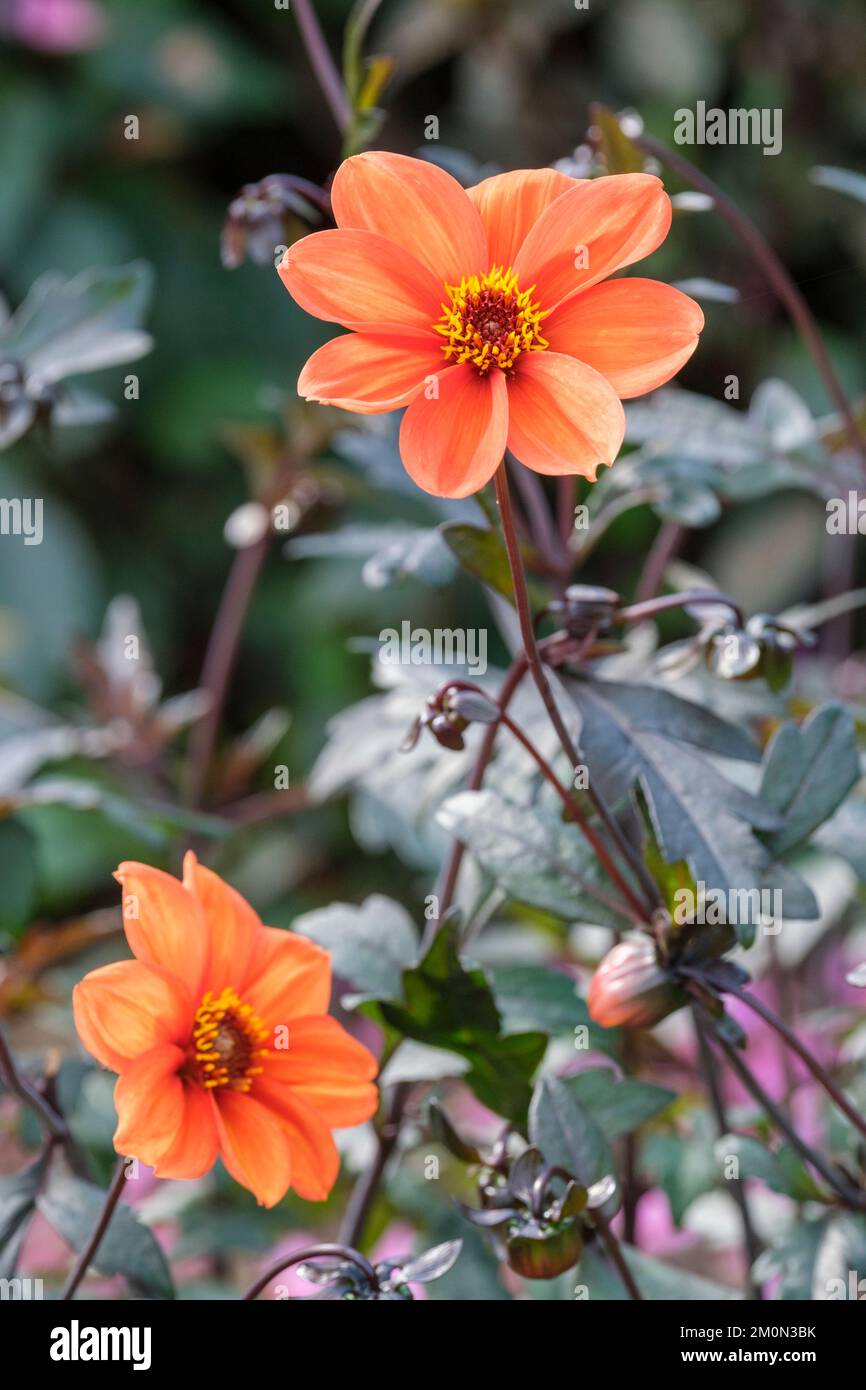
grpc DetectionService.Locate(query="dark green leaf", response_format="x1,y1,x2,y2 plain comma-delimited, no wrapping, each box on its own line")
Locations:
438,789,632,929
38,1169,174,1300
397,1239,462,1285
439,523,516,603
566,1069,675,1140
0,818,39,938
528,1074,618,1195
376,918,546,1123
760,704,859,857
285,523,456,589
0,1157,46,1279
564,677,789,927
489,965,587,1036
578,1241,740,1301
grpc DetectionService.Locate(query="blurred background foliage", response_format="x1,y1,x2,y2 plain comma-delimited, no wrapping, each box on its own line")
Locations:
1,0,865,1296
1,0,864,915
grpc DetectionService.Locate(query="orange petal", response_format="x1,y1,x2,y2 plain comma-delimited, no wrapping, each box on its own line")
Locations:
298,330,444,415
254,1079,340,1202
241,927,332,1027
182,852,260,997
114,861,208,993
545,278,704,398
73,960,192,1072
153,1083,219,1181
331,151,488,285
467,168,577,270
514,173,672,311
279,229,440,331
214,1089,293,1208
506,352,625,480
398,363,508,498
113,1044,185,1164
266,1016,379,1126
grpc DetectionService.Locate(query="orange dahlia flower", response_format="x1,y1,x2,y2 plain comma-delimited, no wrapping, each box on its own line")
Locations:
279,153,703,498
73,854,378,1207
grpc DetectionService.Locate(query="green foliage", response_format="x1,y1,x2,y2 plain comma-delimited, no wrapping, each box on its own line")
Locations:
1,0,865,1308
37,1169,174,1300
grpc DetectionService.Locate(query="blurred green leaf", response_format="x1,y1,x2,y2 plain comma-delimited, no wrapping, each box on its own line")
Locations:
578,1241,739,1300
438,788,633,929
566,1068,676,1140
38,1169,174,1300
293,893,418,1000
375,916,546,1123
0,818,39,940
0,1157,46,1279
529,1074,618,1196
811,166,866,205
760,705,859,858
440,523,517,604
1,262,153,384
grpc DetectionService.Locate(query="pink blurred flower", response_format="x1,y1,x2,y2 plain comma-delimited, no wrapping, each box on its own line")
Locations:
4,0,106,53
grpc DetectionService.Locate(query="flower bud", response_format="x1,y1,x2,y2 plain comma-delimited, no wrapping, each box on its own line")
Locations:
443,687,500,725
588,934,685,1029
505,1221,584,1281
429,714,465,751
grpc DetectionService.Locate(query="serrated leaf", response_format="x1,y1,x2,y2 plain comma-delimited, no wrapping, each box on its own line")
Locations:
566,1069,675,1140
563,677,789,926
376,917,545,1123
437,788,633,929
38,1170,174,1299
528,1074,618,1196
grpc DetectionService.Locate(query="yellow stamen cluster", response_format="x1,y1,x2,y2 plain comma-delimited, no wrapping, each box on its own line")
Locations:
434,265,549,374
191,986,270,1092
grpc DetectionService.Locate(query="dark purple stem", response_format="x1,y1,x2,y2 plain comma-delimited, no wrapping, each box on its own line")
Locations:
293,0,352,134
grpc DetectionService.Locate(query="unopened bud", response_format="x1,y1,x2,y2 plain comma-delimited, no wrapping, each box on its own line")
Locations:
588,934,685,1029
430,714,465,751
444,688,500,725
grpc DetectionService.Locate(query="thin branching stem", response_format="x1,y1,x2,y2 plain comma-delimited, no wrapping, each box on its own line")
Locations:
703,1016,866,1212
293,0,352,134
0,1027,69,1146
724,980,866,1144
590,1209,643,1300
495,462,661,915
498,710,648,923
62,1156,128,1300
693,1009,763,1299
